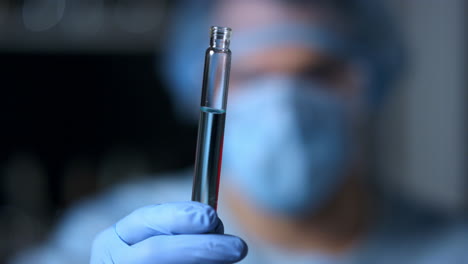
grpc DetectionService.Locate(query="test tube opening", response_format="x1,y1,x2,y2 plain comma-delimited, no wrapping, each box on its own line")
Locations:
210,26,232,49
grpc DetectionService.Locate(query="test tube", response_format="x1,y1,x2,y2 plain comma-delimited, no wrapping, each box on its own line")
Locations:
192,26,232,210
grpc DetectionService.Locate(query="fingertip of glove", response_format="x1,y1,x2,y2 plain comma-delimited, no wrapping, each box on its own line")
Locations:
185,202,218,229
240,238,249,260
202,235,247,261
232,236,249,261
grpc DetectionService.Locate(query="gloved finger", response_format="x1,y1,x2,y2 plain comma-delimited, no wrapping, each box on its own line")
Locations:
119,234,248,264
115,202,220,245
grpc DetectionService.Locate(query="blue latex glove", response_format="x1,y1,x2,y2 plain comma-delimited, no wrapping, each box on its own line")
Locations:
90,201,248,264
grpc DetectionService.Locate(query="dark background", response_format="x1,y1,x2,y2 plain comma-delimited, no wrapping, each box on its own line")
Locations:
1,52,196,209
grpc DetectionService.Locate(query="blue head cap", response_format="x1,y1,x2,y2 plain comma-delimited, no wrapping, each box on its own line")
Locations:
161,0,404,122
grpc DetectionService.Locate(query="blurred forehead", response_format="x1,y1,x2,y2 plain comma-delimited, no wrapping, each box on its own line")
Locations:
214,0,341,32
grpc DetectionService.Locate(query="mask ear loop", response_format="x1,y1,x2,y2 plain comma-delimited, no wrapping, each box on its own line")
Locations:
343,59,372,115
339,58,373,183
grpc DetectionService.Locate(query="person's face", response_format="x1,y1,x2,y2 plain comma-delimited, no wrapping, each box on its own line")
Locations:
217,1,370,215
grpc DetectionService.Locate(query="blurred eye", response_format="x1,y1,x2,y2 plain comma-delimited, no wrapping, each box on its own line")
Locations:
300,59,346,84
231,68,265,85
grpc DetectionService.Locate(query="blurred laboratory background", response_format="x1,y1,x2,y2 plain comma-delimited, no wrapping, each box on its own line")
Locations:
0,0,466,262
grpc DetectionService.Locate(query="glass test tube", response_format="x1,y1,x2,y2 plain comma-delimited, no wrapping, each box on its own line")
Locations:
192,26,232,210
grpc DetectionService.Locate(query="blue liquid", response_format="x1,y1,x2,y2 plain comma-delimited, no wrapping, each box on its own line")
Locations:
192,107,226,209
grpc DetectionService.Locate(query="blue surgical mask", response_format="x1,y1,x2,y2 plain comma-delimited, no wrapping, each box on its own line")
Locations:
222,76,353,215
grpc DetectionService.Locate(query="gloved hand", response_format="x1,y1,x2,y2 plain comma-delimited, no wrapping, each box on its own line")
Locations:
91,201,247,264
